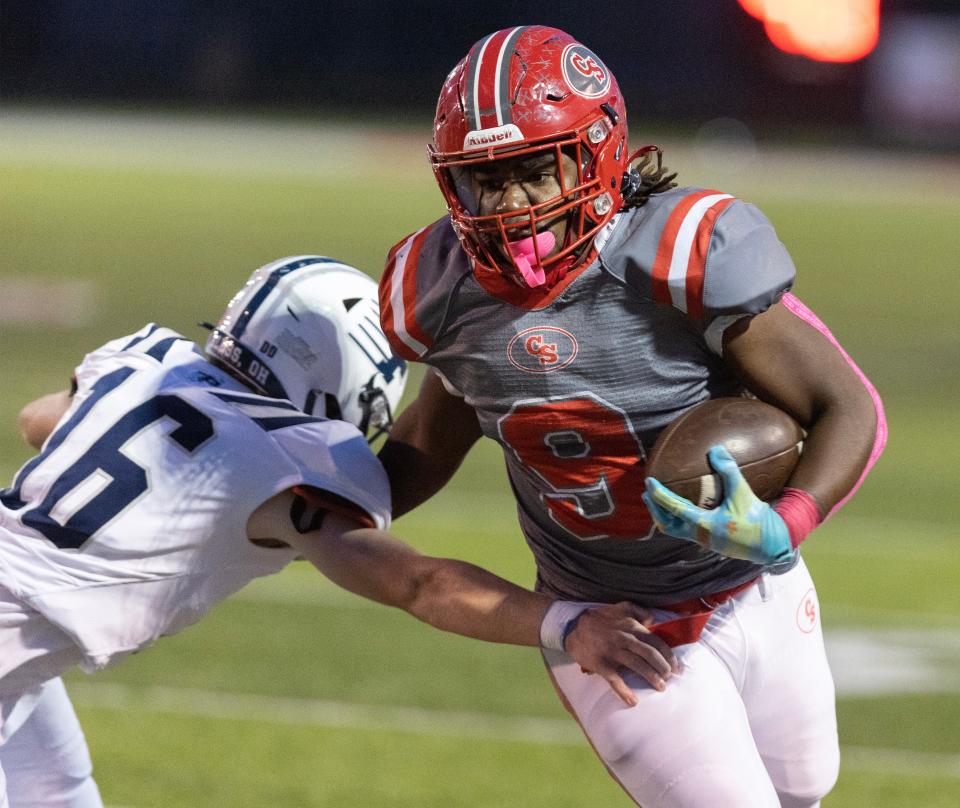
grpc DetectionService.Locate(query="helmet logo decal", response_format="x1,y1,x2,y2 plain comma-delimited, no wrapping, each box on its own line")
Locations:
275,328,318,370
463,123,523,151
561,44,610,98
507,326,578,374
348,305,407,384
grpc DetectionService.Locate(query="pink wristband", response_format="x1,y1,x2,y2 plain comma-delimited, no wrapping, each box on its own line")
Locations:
773,488,823,549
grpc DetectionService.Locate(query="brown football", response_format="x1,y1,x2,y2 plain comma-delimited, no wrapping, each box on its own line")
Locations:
646,397,804,508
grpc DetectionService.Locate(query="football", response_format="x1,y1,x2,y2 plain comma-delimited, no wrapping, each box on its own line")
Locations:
646,397,804,508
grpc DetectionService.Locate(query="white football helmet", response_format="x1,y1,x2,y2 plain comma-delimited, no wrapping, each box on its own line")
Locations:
205,255,407,441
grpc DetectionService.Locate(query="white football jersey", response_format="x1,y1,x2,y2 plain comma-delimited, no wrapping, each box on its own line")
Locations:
0,325,391,672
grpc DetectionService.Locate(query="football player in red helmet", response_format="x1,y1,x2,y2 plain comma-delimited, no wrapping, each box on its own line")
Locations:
379,25,886,808
430,27,673,294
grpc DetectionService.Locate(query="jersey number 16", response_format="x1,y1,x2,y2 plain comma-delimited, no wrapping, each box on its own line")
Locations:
1,367,214,550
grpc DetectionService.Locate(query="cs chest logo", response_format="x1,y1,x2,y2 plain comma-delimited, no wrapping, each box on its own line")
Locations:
507,326,578,374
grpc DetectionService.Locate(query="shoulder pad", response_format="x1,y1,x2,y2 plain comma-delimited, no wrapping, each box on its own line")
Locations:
74,324,194,394
116,324,192,360
378,218,470,361
270,418,392,530
600,189,795,321
84,324,183,360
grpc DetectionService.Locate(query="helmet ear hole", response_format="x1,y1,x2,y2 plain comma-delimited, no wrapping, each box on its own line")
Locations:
324,393,343,421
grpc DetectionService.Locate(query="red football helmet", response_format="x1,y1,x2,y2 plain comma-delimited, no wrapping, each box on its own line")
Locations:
431,26,631,287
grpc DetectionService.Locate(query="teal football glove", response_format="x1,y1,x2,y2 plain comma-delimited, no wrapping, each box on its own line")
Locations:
642,445,796,565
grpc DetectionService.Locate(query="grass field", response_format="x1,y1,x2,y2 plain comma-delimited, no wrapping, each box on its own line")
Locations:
1,109,959,807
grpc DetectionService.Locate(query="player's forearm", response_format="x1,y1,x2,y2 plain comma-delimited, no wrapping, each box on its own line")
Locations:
298,521,547,645
723,301,885,518
404,558,549,646
783,390,877,515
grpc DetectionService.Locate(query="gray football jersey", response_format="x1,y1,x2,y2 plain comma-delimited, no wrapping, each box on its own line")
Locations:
381,188,798,605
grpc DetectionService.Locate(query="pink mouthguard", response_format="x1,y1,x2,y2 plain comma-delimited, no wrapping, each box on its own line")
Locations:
507,232,556,287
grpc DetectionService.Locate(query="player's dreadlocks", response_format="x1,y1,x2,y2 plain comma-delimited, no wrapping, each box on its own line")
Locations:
620,146,678,210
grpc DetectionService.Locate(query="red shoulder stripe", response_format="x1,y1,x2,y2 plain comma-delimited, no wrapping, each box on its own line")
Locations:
401,227,434,350
651,190,718,305
378,235,409,354
685,196,736,318
378,226,435,361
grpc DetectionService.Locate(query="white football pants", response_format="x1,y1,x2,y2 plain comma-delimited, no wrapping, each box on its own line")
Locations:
0,678,102,808
544,557,839,808
0,584,102,808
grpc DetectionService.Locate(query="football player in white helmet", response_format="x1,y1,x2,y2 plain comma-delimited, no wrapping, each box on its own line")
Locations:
0,256,659,808
204,256,408,442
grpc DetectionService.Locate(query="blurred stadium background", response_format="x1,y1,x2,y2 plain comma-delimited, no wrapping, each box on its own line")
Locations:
1,1,958,806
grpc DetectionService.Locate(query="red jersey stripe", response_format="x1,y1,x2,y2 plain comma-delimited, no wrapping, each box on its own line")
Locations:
379,231,421,361
650,190,718,305
378,235,407,356
685,196,736,318
400,226,435,352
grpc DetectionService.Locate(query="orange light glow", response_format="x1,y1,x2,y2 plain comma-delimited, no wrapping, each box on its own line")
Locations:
738,0,880,63
738,0,768,20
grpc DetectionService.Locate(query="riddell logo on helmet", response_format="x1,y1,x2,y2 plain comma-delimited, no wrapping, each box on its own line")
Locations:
507,326,578,374
463,124,524,151
561,43,611,98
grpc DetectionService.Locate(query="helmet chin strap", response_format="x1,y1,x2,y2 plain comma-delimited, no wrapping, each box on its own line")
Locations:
507,231,556,287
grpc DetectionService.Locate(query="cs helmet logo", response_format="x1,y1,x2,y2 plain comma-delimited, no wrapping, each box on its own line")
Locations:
507,326,578,374
561,44,610,98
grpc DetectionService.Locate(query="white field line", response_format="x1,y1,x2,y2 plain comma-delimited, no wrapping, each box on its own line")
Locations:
0,278,100,327
67,681,960,779
67,681,578,747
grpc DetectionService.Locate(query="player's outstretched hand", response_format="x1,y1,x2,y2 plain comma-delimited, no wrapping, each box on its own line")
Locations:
642,444,796,565
564,602,680,705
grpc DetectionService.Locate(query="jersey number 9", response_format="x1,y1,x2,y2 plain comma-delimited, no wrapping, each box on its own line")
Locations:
498,393,653,541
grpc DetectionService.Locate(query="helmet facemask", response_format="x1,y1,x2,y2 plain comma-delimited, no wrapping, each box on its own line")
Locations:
357,378,397,444
431,116,619,288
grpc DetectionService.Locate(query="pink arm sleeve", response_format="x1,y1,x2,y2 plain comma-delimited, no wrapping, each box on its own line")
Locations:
781,293,888,519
